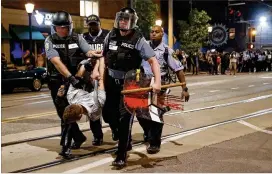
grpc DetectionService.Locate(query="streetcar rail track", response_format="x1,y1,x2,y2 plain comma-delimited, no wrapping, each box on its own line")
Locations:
2,94,272,147
10,108,272,173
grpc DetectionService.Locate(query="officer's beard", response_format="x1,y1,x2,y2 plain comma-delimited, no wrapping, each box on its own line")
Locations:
151,39,162,49
89,29,99,36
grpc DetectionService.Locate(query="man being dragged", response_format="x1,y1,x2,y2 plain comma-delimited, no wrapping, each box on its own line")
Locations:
57,56,106,158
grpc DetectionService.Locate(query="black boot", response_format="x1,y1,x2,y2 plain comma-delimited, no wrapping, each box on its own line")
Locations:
71,136,87,149
112,153,127,169
92,137,103,146
59,146,73,159
147,145,160,154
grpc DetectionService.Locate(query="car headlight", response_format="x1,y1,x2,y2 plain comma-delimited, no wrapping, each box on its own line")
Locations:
42,72,47,79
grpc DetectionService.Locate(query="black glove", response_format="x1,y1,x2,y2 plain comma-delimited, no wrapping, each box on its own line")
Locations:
67,75,83,89
77,59,92,72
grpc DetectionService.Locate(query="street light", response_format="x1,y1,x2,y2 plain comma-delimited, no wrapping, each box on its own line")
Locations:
259,16,267,48
207,26,213,46
260,16,267,24
155,19,162,26
208,26,213,33
25,3,35,60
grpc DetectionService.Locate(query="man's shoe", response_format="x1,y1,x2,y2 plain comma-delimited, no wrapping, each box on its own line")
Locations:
92,137,103,146
71,136,87,149
112,154,127,168
59,146,72,159
147,145,160,154
112,159,126,168
114,143,132,155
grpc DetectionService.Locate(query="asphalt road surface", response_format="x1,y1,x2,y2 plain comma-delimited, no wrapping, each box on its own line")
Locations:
1,72,272,173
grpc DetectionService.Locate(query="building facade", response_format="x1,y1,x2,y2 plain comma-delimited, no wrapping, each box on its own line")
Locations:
1,0,160,64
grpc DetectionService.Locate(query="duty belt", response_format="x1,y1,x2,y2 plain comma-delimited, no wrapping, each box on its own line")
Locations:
108,68,126,79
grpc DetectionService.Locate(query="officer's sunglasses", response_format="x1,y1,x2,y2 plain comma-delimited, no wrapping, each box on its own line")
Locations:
150,30,160,34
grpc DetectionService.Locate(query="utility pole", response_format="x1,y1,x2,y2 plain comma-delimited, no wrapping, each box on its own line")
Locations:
168,0,173,48
128,0,133,8
189,0,192,12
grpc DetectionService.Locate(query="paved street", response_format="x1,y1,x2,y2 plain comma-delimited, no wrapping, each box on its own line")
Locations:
1,72,272,173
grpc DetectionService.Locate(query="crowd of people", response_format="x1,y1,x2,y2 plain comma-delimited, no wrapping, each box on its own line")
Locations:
174,49,272,75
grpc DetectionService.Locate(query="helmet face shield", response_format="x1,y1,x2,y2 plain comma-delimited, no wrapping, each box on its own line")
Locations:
114,11,138,30
51,23,73,36
51,11,73,36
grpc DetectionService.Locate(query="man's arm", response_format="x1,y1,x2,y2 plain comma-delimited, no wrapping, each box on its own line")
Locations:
136,37,161,92
176,70,187,88
147,57,161,85
167,48,187,89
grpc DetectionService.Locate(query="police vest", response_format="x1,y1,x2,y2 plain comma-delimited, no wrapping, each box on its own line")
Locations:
106,28,143,72
83,29,109,51
47,33,84,76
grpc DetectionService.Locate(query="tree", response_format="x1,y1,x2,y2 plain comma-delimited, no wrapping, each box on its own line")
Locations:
178,8,211,54
135,0,158,39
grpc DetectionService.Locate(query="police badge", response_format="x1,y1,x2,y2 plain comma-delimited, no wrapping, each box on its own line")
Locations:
45,42,49,51
172,52,178,60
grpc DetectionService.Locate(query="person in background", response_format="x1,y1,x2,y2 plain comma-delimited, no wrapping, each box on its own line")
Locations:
1,53,8,69
36,48,46,67
23,49,35,69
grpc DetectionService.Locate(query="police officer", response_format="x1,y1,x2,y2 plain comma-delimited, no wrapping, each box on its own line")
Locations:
82,14,109,146
102,7,161,168
44,11,102,158
140,25,190,154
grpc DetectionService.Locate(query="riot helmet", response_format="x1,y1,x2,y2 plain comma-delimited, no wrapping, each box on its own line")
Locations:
51,11,73,36
114,7,138,31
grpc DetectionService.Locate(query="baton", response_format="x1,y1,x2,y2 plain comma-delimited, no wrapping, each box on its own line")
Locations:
121,82,186,94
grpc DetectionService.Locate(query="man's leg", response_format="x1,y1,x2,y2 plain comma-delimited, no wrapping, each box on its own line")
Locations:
147,121,163,154
102,75,121,141
59,123,73,158
112,111,133,168
89,119,103,146
136,117,150,142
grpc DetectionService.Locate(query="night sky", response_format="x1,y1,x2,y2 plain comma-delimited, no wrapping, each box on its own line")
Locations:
160,0,272,35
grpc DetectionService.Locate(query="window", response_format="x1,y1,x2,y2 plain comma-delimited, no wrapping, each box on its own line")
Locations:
80,0,99,17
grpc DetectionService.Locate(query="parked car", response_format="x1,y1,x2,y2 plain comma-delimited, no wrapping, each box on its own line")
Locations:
1,66,47,93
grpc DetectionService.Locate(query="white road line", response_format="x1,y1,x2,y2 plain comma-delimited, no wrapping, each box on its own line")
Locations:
164,94,272,117
248,85,255,87
263,83,270,85
209,90,220,93
63,158,113,173
238,120,272,134
25,100,52,105
261,77,272,79
231,87,239,90
63,128,203,173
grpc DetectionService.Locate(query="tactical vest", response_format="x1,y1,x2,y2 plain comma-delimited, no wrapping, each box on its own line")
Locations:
83,29,109,51
47,33,84,77
106,28,143,72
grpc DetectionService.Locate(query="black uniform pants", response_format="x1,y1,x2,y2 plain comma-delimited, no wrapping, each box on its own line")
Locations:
89,119,103,139
103,75,133,159
48,78,86,147
137,117,163,147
